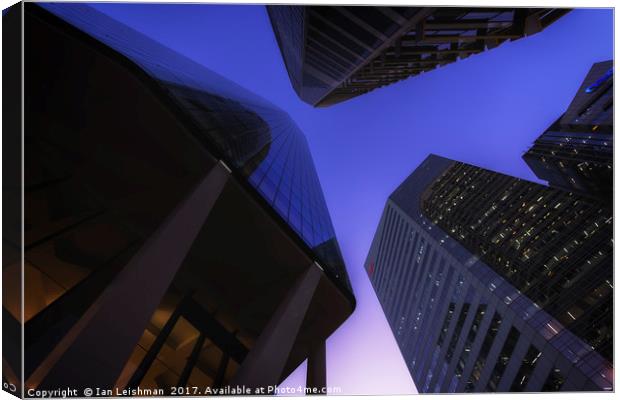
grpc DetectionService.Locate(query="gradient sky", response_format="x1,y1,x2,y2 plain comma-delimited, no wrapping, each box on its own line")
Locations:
89,3,613,395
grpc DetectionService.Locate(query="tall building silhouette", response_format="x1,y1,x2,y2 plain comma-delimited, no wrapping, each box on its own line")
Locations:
524,60,613,202
268,6,570,107
365,154,612,393
4,3,354,397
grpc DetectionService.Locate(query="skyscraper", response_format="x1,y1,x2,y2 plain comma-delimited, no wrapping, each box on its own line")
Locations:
523,60,613,202
4,3,354,397
268,6,570,107
365,154,612,392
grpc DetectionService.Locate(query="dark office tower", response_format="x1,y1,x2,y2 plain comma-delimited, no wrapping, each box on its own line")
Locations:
268,6,570,107
524,60,613,202
365,155,612,393
4,3,355,398
422,159,613,362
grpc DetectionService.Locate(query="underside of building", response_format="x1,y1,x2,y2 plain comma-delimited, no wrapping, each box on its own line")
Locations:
268,6,570,107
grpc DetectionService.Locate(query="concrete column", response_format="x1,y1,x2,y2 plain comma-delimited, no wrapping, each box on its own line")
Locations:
231,263,322,391
28,161,231,391
306,340,326,395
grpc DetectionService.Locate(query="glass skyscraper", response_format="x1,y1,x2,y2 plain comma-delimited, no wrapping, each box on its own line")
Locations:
4,3,354,397
523,60,613,203
268,6,570,107
365,154,612,393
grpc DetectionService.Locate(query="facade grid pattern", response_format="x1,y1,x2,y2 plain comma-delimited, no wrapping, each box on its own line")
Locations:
41,3,351,292
364,155,612,393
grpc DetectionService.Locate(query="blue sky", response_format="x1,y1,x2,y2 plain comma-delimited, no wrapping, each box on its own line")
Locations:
89,4,613,394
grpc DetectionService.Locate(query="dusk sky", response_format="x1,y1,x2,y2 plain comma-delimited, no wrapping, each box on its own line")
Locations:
90,4,613,395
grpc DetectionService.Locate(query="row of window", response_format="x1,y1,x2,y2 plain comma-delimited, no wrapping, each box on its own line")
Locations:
370,204,593,393
421,161,612,360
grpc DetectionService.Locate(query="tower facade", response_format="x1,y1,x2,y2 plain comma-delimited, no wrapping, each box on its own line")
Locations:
523,60,613,202
365,155,612,393
268,6,570,107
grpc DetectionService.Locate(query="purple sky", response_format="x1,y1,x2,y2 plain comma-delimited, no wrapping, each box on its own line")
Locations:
90,4,613,395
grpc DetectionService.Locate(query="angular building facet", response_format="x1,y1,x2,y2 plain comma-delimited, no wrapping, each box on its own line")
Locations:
365,154,612,393
523,60,613,202
268,6,570,107
4,3,354,397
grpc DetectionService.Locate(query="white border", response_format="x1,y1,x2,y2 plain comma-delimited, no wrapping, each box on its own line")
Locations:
0,1,616,400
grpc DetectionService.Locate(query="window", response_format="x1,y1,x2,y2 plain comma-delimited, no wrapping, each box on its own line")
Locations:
541,367,565,391
510,345,541,391
455,303,487,377
464,312,502,391
486,327,520,391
